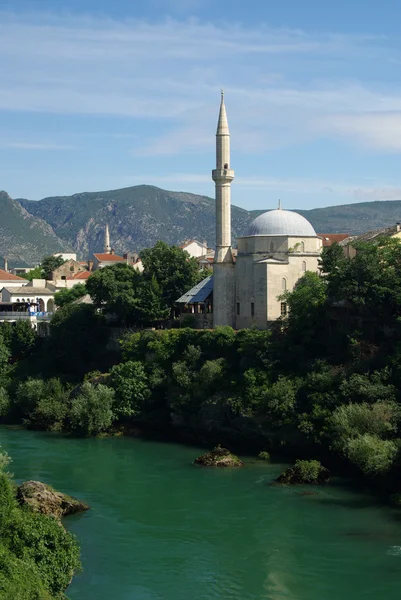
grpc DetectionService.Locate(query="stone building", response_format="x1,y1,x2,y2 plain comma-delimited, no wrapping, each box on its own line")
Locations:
178,93,323,329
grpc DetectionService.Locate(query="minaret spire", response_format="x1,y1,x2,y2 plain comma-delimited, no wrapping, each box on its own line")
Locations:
104,224,111,254
212,91,235,327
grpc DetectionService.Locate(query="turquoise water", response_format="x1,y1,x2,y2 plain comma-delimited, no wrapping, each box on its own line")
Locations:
1,427,401,599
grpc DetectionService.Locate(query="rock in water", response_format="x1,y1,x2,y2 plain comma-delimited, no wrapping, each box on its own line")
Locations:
276,459,330,484
194,446,243,468
17,481,89,519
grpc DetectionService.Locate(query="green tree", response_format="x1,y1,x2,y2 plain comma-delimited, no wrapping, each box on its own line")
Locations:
40,255,65,280
69,382,115,435
54,283,87,307
20,266,43,281
48,304,110,378
319,241,346,275
140,241,201,312
109,360,151,420
86,263,141,325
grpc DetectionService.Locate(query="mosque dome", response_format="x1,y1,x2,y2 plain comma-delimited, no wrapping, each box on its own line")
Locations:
245,209,317,237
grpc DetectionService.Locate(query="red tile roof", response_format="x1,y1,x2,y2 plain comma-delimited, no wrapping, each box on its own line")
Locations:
93,253,125,262
68,271,91,280
0,269,25,281
318,233,349,247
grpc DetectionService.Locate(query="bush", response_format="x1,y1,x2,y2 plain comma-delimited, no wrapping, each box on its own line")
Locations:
109,361,150,421
277,459,330,484
258,451,271,461
69,382,115,435
345,434,398,477
0,388,10,419
330,401,399,453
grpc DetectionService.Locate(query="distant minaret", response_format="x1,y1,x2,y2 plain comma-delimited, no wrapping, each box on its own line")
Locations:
3,257,8,272
212,91,235,327
104,224,111,254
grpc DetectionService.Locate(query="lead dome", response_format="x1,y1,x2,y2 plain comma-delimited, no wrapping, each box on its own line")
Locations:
245,209,317,237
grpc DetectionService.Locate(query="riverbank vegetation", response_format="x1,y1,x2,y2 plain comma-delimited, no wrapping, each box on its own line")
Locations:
0,449,81,599
2,238,401,500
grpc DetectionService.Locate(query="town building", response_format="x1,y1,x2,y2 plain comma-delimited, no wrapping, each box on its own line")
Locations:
53,252,77,262
2,279,56,312
0,268,27,292
339,224,401,258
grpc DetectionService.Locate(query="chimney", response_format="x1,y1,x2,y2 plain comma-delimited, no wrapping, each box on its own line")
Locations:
3,257,8,272
110,248,115,255
397,223,401,232
88,260,94,272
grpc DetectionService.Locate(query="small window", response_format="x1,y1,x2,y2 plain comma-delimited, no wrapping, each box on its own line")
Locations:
269,241,274,253
251,302,255,317
281,278,287,290
302,261,307,272
61,275,66,280
237,302,240,316
224,163,228,169
300,241,305,252
280,302,287,316
70,266,74,272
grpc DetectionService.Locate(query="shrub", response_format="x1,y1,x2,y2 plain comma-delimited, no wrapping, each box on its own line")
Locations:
330,401,399,453
277,459,330,484
258,451,271,461
69,382,115,435
0,388,10,419
345,434,397,477
109,361,150,420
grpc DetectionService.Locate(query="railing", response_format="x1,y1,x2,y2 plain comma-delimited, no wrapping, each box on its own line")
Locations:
0,311,53,320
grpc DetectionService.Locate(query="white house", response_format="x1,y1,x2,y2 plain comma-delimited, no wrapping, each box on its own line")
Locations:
2,279,56,312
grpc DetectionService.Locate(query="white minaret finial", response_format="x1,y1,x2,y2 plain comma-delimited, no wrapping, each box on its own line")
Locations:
278,199,282,210
104,224,111,254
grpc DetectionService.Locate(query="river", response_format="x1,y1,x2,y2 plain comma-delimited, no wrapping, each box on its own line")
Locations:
1,427,401,599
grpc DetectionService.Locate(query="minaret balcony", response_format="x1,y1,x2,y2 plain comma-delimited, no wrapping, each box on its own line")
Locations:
212,168,235,183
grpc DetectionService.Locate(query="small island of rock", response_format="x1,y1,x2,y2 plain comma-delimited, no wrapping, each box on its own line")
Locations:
194,446,243,468
17,480,90,519
276,459,330,484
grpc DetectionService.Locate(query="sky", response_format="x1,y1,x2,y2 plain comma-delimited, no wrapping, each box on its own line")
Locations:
1,0,401,210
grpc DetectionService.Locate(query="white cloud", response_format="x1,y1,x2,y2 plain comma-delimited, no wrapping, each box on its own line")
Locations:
122,172,401,202
0,11,401,155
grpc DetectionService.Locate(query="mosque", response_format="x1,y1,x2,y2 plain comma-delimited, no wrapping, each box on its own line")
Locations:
178,93,322,329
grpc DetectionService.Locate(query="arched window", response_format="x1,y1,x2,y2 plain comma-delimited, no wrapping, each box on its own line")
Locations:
302,261,307,272
300,241,305,252
16,298,20,302
281,278,287,290
269,241,275,253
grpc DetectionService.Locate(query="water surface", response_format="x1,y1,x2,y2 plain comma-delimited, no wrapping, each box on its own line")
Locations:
1,427,401,600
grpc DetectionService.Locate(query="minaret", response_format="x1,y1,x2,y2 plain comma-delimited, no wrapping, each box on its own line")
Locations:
212,91,235,328
104,224,111,254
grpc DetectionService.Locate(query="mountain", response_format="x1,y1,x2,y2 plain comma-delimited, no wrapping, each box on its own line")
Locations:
0,191,66,266
0,184,398,265
19,185,251,259
251,200,401,234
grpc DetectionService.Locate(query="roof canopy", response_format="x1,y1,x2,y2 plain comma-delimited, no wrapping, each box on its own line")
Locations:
176,276,213,304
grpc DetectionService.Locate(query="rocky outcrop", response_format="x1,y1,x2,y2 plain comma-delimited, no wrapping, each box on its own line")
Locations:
194,446,243,468
276,459,330,484
17,481,89,519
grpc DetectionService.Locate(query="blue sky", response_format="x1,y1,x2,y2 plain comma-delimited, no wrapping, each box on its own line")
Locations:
1,0,401,210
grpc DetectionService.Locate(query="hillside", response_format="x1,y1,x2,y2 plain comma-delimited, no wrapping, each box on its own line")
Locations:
19,185,251,258
0,191,66,266
251,200,401,234
0,185,397,264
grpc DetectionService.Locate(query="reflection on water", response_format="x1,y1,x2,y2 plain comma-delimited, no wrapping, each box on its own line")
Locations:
1,427,400,600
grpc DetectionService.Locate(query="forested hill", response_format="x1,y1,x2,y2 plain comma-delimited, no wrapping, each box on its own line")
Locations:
0,184,399,264
19,185,250,260
0,191,65,265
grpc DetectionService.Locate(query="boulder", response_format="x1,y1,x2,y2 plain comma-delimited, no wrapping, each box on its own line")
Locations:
194,446,243,468
17,481,89,519
276,459,330,484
